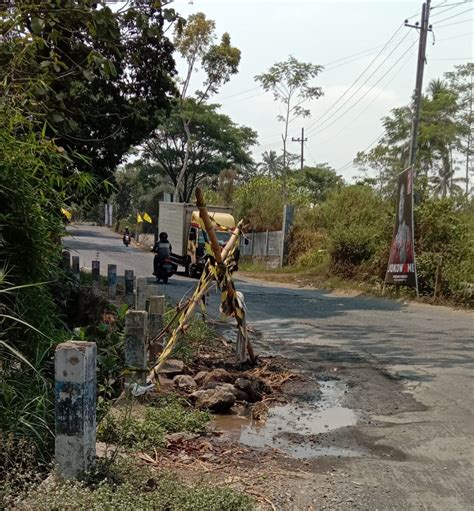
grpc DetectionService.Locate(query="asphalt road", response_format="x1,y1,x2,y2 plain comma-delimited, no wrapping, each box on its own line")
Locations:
64,224,474,510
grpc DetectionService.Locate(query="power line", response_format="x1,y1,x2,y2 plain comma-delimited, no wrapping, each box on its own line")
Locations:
306,33,414,137
440,30,474,39
316,39,417,147
304,25,407,134
436,17,474,27
334,133,384,173
434,6,473,23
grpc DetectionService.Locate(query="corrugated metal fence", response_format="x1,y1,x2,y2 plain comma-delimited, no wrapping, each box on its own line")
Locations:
240,231,282,258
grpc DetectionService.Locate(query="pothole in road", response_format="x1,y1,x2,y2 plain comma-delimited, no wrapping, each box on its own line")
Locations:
214,380,361,459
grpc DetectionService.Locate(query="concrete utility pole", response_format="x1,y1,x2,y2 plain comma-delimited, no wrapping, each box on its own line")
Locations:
292,128,308,170
405,0,432,171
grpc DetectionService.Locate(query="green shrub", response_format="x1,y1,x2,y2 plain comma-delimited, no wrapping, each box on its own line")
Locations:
97,397,210,451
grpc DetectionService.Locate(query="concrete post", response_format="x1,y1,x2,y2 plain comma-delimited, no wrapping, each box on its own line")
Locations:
107,264,117,300
91,260,100,290
124,270,134,306
280,204,295,267
55,341,96,479
135,277,148,311
62,250,71,272
148,295,165,362
265,230,270,257
125,310,148,385
72,256,80,283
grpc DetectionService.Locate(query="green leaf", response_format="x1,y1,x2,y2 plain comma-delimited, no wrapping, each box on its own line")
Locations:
30,17,44,34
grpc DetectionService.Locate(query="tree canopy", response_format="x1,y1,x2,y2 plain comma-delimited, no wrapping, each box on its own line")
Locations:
0,0,179,182
141,100,257,202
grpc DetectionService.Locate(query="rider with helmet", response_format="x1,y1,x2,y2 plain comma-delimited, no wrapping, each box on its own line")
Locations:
152,232,172,276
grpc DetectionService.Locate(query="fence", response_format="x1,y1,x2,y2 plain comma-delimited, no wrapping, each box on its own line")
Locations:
239,230,282,258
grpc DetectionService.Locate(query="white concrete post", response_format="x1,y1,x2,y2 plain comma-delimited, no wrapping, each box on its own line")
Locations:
91,260,100,290
125,310,148,385
135,277,148,311
148,295,165,362
107,264,117,300
55,341,96,479
62,250,71,272
72,256,80,283
124,270,134,306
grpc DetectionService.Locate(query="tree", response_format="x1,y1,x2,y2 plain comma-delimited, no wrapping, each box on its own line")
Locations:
297,164,344,203
173,12,241,201
445,63,474,196
255,56,323,194
142,100,257,202
260,150,284,177
355,71,467,200
0,1,179,182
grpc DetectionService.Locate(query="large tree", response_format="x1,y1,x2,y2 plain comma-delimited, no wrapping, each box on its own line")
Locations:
296,164,344,203
141,100,257,202
173,12,241,200
255,56,323,195
0,0,179,182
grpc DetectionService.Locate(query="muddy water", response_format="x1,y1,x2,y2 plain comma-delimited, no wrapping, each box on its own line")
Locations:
214,380,359,459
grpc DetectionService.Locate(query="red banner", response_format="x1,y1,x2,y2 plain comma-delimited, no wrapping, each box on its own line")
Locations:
385,167,418,289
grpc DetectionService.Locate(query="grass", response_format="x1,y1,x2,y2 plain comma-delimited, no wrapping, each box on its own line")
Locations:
24,459,255,511
97,395,210,452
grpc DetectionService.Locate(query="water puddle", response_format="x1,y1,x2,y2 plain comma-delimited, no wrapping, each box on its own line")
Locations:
213,380,359,459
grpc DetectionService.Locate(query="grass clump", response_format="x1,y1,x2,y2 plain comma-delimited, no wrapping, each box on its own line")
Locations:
97,396,210,451
26,460,255,511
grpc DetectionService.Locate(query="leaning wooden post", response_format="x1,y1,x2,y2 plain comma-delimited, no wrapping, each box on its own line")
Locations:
107,264,117,300
148,295,165,363
91,260,100,291
124,270,134,306
55,341,97,479
72,256,80,283
62,250,71,272
125,310,148,385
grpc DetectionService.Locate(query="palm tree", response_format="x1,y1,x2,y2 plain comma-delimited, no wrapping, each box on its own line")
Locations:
260,150,283,177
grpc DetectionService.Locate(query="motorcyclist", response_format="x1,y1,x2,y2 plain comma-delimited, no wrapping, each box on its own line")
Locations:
123,227,131,245
152,232,172,276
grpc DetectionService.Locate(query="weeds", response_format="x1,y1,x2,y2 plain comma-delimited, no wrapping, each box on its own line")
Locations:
97,396,210,452
24,459,255,511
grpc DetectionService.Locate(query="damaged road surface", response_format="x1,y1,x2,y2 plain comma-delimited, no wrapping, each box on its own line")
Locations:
65,225,474,510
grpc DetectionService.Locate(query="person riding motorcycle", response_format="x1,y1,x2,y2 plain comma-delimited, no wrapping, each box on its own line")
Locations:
152,232,172,277
123,227,131,246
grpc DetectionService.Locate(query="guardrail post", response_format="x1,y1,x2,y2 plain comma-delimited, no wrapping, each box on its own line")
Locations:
55,341,97,479
124,270,134,306
148,295,165,362
62,250,71,271
125,310,148,385
72,256,80,283
91,260,100,290
107,264,117,300
135,277,148,311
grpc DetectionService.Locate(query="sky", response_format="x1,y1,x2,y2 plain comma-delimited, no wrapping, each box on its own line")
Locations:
169,0,473,181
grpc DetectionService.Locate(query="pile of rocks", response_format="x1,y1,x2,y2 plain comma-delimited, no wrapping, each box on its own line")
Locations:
165,363,271,413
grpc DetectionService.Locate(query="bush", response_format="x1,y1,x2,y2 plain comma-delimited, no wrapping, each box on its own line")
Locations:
415,198,473,302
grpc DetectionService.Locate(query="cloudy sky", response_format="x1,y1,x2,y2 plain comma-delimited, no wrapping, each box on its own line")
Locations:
168,0,472,181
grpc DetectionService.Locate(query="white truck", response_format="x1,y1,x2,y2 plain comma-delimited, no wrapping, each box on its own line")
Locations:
158,202,237,277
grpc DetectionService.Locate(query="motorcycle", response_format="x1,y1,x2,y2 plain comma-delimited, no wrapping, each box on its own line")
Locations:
123,234,131,247
154,256,173,284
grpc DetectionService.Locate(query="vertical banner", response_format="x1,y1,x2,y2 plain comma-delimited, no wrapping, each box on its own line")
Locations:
385,167,418,290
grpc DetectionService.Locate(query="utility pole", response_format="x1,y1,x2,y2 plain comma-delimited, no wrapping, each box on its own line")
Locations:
292,128,308,170
405,0,432,171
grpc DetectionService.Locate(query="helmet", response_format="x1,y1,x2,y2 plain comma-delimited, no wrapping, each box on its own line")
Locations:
159,232,168,241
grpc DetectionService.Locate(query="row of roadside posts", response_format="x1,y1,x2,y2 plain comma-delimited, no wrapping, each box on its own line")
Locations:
56,251,165,479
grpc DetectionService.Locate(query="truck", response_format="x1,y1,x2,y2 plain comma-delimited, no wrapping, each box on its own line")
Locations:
158,202,237,278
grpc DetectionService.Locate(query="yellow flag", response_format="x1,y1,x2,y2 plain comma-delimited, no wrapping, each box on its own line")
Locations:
143,212,152,223
137,213,143,223
61,208,72,220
